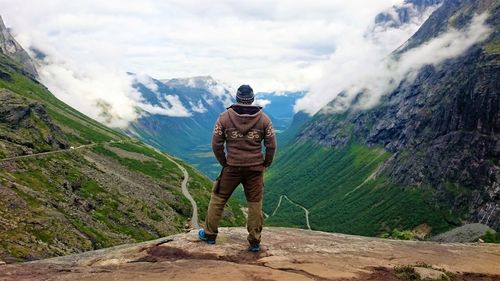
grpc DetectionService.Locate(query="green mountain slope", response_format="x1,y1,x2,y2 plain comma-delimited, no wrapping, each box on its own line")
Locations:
0,52,244,263
264,142,456,236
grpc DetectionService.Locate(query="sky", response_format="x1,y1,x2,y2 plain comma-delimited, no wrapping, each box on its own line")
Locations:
0,0,492,126
0,0,402,90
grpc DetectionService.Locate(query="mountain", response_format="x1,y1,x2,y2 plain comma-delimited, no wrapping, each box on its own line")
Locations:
0,16,38,79
0,50,244,262
2,227,500,280
125,75,233,178
375,0,443,28
128,76,302,179
264,0,499,237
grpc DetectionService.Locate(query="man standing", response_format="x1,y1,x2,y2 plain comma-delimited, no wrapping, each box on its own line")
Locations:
199,84,277,252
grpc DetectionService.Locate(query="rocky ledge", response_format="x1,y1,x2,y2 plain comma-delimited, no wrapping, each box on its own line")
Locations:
0,227,499,281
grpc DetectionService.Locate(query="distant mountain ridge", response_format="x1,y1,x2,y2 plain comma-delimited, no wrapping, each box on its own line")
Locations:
125,75,233,178
128,75,302,178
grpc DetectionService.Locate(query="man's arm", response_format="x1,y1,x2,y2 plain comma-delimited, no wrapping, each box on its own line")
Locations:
263,119,277,167
212,117,227,166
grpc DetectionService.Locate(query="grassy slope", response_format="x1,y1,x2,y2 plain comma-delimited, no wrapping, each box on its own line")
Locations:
0,53,243,262
264,142,457,236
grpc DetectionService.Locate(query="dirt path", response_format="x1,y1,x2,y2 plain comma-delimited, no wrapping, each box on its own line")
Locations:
344,150,386,198
271,195,311,230
0,141,123,162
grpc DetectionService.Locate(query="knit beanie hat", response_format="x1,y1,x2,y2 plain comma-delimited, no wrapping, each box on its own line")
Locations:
236,84,254,104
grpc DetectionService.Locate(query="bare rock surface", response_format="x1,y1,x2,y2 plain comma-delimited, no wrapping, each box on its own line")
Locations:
430,223,495,243
414,266,447,280
1,227,499,281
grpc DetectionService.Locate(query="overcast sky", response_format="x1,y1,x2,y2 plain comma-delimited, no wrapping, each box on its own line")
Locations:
2,1,487,126
0,0,402,92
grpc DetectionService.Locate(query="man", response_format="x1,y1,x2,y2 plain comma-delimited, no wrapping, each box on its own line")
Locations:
199,84,277,252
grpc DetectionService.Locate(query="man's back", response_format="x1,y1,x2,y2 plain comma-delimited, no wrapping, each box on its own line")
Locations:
212,104,276,167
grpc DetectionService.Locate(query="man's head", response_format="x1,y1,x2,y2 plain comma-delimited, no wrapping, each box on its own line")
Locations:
236,84,254,104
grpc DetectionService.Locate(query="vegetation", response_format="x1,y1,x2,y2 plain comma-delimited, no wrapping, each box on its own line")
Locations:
92,144,180,180
484,41,500,55
394,265,421,281
394,263,453,281
264,142,456,236
481,230,500,243
266,196,308,229
381,229,415,240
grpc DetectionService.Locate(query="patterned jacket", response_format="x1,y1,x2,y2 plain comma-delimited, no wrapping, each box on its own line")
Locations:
212,104,276,167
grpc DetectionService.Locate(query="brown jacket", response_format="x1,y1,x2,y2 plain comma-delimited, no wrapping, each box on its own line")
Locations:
212,104,277,167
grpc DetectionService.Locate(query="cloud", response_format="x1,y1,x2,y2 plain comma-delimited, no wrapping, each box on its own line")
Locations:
37,55,193,127
189,100,208,113
38,57,141,128
134,74,159,94
3,0,442,126
0,0,402,90
254,98,271,108
139,95,192,117
295,10,492,115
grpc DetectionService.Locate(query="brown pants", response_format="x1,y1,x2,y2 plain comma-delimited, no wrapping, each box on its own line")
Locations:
204,165,265,245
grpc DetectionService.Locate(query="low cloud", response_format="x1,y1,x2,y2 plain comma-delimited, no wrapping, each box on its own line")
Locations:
38,57,141,128
189,100,208,113
254,98,272,108
38,56,192,127
295,12,492,115
138,94,192,117
134,74,159,94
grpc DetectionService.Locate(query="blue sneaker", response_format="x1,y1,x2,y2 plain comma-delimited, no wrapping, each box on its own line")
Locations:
198,228,216,245
248,244,260,252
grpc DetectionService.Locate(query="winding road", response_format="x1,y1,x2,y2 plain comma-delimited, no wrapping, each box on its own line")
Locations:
0,142,99,162
271,194,311,230
143,143,200,229
0,140,200,230
166,157,199,229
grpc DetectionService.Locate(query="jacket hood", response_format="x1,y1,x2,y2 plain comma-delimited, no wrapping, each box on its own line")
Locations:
227,104,263,135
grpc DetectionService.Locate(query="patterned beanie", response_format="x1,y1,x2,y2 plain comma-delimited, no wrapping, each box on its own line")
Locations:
236,84,254,104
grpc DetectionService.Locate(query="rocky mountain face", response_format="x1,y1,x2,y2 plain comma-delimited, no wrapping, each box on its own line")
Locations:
1,227,499,281
291,0,499,231
0,50,244,263
0,16,38,79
